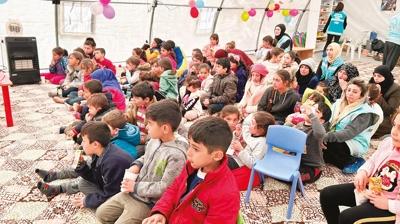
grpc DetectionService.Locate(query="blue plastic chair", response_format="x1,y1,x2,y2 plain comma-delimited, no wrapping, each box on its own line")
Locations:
245,125,307,220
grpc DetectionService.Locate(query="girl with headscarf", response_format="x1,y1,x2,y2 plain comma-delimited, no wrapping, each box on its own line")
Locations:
274,24,293,52
296,58,318,96
327,63,359,102
316,42,344,81
369,65,400,137
91,68,126,111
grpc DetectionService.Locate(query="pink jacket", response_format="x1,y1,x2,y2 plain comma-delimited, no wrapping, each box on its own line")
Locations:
358,137,400,223
238,80,268,114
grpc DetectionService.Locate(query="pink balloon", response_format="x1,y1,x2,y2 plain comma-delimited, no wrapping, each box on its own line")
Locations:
103,4,115,19
290,9,299,17
99,0,111,5
266,10,273,18
190,7,199,18
248,8,256,17
188,0,196,7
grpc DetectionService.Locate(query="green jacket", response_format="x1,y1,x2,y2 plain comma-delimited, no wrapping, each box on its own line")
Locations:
159,70,178,100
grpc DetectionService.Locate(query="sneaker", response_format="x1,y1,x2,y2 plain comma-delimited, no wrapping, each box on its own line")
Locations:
35,169,58,182
342,158,366,174
37,181,61,201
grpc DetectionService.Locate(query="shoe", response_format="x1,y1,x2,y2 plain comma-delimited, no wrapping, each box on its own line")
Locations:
35,169,58,182
59,126,66,134
37,181,61,201
48,91,58,97
342,158,366,174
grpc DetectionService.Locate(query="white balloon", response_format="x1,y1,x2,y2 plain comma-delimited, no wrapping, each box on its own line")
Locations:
90,2,103,15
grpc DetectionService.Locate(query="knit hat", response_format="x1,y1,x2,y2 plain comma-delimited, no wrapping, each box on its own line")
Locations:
299,58,316,72
251,63,268,77
338,63,359,81
214,49,228,59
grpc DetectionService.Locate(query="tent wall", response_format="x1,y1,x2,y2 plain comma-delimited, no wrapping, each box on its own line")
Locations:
344,0,400,43
3,0,393,70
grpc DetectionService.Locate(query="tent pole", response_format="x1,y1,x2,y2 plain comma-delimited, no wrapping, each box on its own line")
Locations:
53,0,60,47
148,0,157,43
255,0,272,52
211,0,225,34
294,0,311,33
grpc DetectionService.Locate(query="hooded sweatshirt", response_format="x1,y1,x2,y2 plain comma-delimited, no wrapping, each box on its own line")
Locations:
111,123,141,159
159,70,178,100
257,86,299,123
130,134,188,207
91,69,126,111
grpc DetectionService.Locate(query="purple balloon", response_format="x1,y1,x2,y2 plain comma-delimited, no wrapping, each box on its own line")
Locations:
100,0,111,5
103,4,115,19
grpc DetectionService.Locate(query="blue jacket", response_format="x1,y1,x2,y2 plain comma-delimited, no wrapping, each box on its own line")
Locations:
75,143,133,208
234,66,248,102
326,11,347,36
388,13,400,45
111,123,140,159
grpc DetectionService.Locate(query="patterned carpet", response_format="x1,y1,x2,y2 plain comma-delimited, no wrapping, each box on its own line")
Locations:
0,58,398,223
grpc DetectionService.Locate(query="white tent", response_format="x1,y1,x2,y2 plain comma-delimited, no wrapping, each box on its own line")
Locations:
0,0,398,69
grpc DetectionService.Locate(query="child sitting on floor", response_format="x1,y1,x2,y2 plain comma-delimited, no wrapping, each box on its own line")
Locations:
198,63,213,95
285,91,325,126
156,58,178,100
142,116,240,224
36,121,133,208
295,101,331,183
42,47,68,85
95,99,188,224
179,76,203,122
93,48,116,75
102,109,141,159
229,111,275,169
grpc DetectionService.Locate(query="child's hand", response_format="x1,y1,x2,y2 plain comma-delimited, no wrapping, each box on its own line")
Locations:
232,140,243,153
184,111,198,121
142,214,166,224
129,165,141,174
121,179,135,193
365,191,389,210
72,196,85,208
339,79,348,91
354,170,369,192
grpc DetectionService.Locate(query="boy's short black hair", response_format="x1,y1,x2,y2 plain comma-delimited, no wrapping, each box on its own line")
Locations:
95,48,106,55
146,99,182,132
83,80,103,94
188,117,232,154
131,81,155,100
81,121,111,147
216,58,231,74
317,101,331,123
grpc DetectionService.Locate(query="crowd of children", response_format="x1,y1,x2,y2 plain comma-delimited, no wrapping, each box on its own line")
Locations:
35,31,400,223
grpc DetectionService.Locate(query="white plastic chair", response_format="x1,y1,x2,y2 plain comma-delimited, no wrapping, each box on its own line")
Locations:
342,31,369,61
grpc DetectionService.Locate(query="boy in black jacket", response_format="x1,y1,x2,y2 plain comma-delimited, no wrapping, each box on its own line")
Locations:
36,121,133,208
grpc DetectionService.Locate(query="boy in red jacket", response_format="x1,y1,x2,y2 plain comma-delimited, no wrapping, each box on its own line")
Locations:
94,48,116,75
142,116,240,224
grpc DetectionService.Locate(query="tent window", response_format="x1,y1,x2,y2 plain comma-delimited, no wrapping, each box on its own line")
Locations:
60,2,94,35
195,8,216,34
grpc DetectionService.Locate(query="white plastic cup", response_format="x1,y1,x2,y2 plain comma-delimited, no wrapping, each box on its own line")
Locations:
121,169,138,192
354,189,368,205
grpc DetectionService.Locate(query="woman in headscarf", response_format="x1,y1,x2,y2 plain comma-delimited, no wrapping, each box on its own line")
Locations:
316,42,344,82
295,58,318,96
274,24,293,52
91,68,126,111
322,78,382,174
327,63,359,102
369,65,400,137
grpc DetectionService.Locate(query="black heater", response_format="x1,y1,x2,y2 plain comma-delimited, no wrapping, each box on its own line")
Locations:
5,36,40,85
